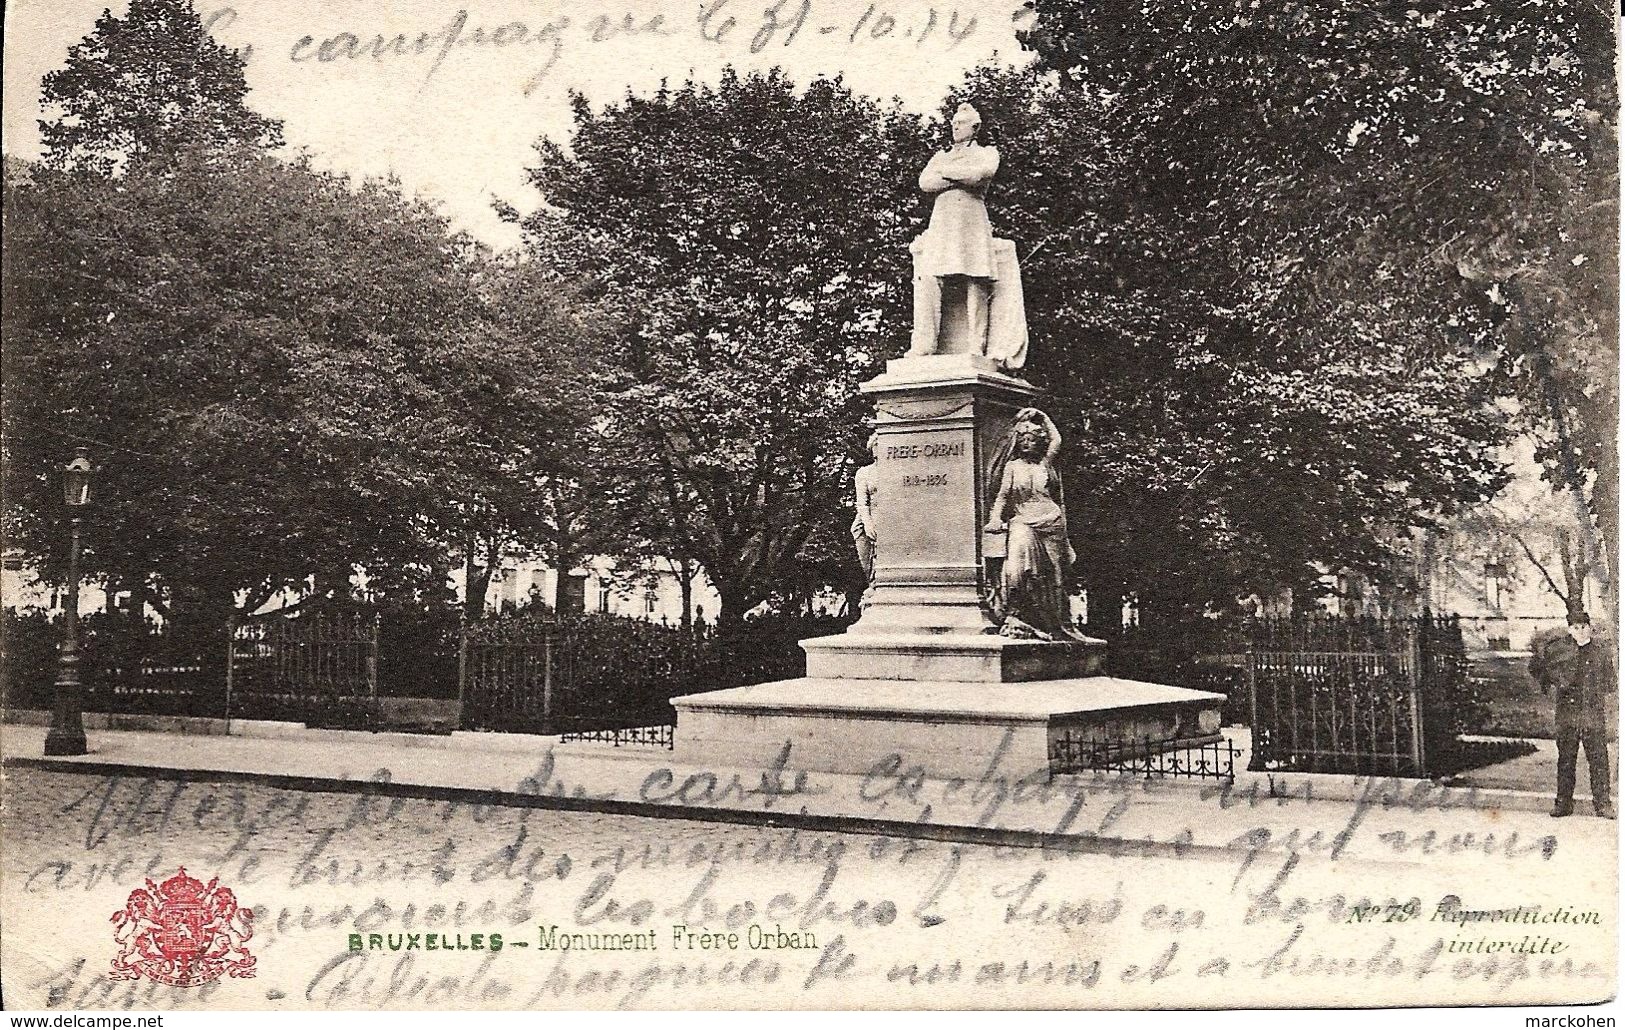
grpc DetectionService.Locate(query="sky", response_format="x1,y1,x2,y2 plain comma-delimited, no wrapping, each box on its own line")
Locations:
3,0,1033,248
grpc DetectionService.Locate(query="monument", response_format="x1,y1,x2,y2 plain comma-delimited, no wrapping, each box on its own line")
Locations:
672,105,1223,780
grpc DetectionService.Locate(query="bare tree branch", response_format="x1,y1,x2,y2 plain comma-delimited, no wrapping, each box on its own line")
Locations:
1512,530,1570,605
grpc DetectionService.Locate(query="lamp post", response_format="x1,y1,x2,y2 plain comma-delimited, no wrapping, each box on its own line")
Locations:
44,447,94,756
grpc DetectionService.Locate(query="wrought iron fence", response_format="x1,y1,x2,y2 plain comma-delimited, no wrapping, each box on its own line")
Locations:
460,612,838,739
1248,648,1423,776
1050,731,1240,781
2,609,225,717
459,619,559,734
1097,620,1251,725
89,652,217,716
375,606,460,700
227,613,379,729
1245,614,1466,777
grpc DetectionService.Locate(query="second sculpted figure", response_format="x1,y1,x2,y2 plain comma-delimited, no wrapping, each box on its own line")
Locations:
850,433,880,607
909,103,1028,370
984,408,1081,640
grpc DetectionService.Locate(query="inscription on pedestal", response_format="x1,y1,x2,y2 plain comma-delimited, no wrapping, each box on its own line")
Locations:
875,428,977,570
890,440,962,489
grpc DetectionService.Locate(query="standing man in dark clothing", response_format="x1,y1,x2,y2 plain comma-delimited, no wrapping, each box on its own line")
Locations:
1542,612,1615,818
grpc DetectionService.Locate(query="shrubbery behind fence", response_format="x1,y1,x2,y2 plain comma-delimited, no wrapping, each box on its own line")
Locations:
459,613,843,735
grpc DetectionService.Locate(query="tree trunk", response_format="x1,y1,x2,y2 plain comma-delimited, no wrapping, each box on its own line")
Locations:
462,537,491,623
313,568,351,610
716,582,749,640
123,565,147,632
1539,351,1614,631
118,565,147,667
549,530,584,617
555,572,587,615
679,557,694,632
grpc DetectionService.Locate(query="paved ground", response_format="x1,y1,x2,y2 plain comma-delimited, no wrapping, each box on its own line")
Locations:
1,728,1617,1010
4,704,1597,811
1450,736,1614,796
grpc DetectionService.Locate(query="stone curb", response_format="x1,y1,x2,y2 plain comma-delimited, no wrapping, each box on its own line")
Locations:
0,752,1236,863
3,709,1589,820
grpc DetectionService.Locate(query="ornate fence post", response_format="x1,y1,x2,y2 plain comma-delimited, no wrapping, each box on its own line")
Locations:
542,625,556,734
368,614,381,733
224,616,236,732
1245,634,1263,772
1407,613,1427,777
456,617,469,731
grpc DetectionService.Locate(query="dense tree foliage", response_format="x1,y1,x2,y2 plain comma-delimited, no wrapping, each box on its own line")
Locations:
522,70,933,627
4,154,476,624
3,161,602,635
10,0,1610,643
464,257,616,618
9,0,607,634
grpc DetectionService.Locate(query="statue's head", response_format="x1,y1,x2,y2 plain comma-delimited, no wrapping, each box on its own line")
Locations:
1014,419,1049,459
865,432,880,458
951,103,982,144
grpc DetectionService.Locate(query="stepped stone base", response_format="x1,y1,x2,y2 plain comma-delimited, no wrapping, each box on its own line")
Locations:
800,632,1107,682
672,676,1225,781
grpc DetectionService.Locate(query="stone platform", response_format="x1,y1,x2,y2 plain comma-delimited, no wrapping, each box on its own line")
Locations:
800,631,1107,682
672,676,1226,780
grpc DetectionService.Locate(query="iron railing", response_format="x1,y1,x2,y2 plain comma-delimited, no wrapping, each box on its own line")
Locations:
1050,731,1240,781
559,724,676,749
2,609,226,717
1245,614,1466,777
227,613,379,730
459,613,839,737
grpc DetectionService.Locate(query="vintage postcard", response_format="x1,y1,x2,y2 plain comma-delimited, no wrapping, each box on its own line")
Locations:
1,0,1618,1016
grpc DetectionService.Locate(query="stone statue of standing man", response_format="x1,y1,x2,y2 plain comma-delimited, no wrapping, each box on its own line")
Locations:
908,103,1028,370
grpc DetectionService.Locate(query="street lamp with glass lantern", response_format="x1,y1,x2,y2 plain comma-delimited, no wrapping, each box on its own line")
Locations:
44,447,94,756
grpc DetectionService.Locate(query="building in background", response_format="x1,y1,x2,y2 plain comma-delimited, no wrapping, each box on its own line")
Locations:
456,555,722,626
1312,439,1590,659
2,549,111,617
5,549,724,629
1408,440,1591,656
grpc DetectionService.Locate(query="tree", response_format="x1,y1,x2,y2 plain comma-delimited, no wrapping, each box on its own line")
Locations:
1460,113,1618,626
12,0,631,647
449,256,620,620
39,0,283,176
2,151,495,632
521,70,933,629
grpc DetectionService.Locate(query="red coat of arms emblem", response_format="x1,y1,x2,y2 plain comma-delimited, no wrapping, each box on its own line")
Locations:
109,867,256,986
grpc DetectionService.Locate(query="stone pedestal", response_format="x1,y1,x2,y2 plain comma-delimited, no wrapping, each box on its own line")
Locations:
671,355,1225,783
840,353,1030,638
802,353,1104,681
